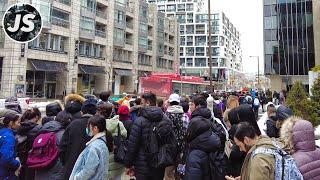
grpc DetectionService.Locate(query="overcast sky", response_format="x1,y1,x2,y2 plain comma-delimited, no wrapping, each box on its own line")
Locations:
207,0,264,74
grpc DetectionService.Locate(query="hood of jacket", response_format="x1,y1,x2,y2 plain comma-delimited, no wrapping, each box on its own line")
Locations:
140,106,164,122
106,115,120,133
189,130,221,153
248,136,276,154
17,121,41,136
281,117,316,153
65,94,85,104
191,107,212,119
166,105,184,114
39,120,63,134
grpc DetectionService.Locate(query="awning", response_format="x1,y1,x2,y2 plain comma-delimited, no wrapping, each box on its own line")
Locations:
79,65,106,74
114,69,134,76
31,60,66,72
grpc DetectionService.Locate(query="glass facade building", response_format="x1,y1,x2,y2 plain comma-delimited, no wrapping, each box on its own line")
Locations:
264,0,315,76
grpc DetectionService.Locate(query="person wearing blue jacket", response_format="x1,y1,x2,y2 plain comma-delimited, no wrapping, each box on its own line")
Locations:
0,113,21,179
69,115,113,180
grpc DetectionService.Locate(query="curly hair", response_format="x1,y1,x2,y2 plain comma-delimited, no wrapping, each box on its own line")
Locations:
280,116,300,154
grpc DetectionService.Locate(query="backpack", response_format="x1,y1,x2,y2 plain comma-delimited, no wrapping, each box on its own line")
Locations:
253,98,260,108
145,118,178,168
113,123,127,163
208,151,228,180
26,132,59,170
252,147,303,180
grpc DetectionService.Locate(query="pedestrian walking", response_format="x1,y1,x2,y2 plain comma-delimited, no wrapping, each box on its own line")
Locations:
69,115,113,180
280,117,320,179
0,114,21,179
265,104,278,138
59,98,97,180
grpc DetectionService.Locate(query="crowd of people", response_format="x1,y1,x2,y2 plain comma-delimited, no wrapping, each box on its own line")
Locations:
0,89,319,180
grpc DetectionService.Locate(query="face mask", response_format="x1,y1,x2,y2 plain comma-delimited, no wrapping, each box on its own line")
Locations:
86,127,93,137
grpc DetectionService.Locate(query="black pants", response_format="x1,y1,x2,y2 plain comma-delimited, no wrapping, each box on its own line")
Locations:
135,168,165,180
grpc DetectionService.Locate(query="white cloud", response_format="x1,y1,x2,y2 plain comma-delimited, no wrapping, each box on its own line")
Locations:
206,0,264,74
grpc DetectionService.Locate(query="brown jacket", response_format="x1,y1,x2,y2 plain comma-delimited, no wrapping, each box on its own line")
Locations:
240,136,276,180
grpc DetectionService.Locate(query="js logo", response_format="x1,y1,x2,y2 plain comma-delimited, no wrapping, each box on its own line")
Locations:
2,3,42,43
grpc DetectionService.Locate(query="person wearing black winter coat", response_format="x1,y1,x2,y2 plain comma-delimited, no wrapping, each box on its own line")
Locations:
184,117,221,180
59,99,97,180
42,101,63,125
125,106,168,180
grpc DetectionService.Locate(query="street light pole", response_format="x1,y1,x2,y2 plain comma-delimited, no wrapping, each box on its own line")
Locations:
250,56,260,89
207,0,214,93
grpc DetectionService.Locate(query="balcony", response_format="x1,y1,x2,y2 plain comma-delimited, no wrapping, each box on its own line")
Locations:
113,55,132,63
51,16,70,28
126,21,133,29
79,28,95,40
125,38,133,45
28,45,68,55
53,0,71,5
79,53,105,60
95,29,106,38
96,10,108,19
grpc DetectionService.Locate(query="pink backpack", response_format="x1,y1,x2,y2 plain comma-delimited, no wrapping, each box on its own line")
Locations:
27,132,59,169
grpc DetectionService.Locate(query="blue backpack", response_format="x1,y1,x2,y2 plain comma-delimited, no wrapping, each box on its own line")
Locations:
252,147,303,180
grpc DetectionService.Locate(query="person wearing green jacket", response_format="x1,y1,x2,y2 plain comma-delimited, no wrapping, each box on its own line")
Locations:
97,102,127,180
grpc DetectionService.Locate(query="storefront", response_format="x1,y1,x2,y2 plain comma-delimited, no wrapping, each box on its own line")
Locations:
113,68,134,95
26,59,67,99
77,65,107,95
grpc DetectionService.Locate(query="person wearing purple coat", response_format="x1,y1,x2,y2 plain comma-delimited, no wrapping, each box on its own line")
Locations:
280,116,320,180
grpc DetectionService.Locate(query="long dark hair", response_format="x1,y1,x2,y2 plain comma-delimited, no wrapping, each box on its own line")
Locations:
88,115,113,152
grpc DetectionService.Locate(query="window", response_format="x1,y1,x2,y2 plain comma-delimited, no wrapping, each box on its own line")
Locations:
80,16,95,33
167,5,176,12
157,58,167,68
180,36,185,45
177,4,185,11
116,0,127,6
33,0,51,24
139,22,148,33
187,13,193,23
264,30,277,41
186,36,193,46
196,47,205,56
81,0,96,12
79,41,104,58
115,10,125,25
168,60,173,69
186,3,193,11
114,28,125,43
139,37,148,49
140,5,148,17
196,24,205,34
51,8,70,28
195,58,206,67
177,14,186,24
186,47,194,56
264,16,277,29
186,58,193,67
186,25,194,34
180,58,185,66
195,36,206,46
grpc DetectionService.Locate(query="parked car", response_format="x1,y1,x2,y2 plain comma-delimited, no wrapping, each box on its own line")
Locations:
0,97,31,111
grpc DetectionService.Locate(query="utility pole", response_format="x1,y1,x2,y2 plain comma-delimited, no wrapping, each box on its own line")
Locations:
207,0,214,93
250,56,260,89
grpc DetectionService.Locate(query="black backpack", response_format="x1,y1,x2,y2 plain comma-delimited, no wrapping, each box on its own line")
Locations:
113,123,127,163
208,151,228,180
145,117,178,168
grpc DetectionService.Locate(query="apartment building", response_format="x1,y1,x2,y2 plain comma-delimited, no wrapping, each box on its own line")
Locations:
0,0,179,98
148,0,243,90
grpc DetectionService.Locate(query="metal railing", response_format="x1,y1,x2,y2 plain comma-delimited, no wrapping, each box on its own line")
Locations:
54,0,71,5
96,10,108,19
95,29,106,38
51,16,70,28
